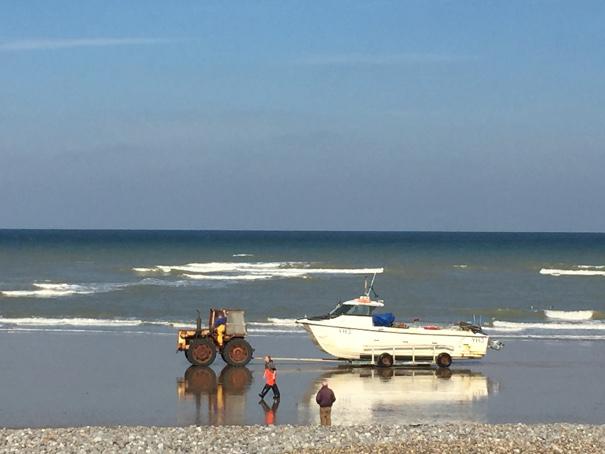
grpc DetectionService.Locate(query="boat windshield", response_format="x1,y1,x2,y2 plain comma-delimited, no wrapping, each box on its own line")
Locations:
329,303,376,317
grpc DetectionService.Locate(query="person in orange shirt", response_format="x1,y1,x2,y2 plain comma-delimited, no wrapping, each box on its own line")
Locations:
259,364,280,400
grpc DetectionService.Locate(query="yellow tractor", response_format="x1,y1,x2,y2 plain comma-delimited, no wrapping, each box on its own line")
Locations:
177,308,254,367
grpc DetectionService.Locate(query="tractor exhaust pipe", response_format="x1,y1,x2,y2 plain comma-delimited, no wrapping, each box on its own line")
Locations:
195,309,202,335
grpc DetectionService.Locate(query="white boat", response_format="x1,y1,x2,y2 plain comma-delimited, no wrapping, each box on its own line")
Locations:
296,281,501,367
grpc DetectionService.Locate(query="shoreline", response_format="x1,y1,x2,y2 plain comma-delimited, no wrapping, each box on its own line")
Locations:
1,424,604,453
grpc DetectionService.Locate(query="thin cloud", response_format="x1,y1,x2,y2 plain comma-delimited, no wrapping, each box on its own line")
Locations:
296,53,476,66
0,37,173,52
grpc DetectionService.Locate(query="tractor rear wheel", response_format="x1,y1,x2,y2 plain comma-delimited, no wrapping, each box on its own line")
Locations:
222,338,253,367
186,338,217,366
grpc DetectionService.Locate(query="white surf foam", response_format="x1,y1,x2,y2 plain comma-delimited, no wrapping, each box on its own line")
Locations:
0,317,199,330
133,261,384,281
544,310,594,321
453,264,468,269
0,327,175,336
0,315,312,336
493,333,605,341
489,320,605,332
540,268,605,277
266,317,299,326
133,267,160,273
577,265,605,269
0,317,144,327
247,328,306,334
138,278,194,287
1,282,127,298
233,253,254,257
182,273,274,281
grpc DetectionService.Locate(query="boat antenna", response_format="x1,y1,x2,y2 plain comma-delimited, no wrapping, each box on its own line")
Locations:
366,272,381,299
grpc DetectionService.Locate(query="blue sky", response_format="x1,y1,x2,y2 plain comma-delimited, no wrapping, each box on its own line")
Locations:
1,1,604,231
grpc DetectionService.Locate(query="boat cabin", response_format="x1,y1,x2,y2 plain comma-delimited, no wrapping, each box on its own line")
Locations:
310,296,385,320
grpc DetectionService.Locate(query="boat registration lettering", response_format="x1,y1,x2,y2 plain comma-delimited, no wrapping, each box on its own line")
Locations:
339,328,352,335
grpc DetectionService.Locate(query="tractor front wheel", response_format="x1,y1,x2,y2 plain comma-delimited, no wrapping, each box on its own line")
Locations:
222,338,253,367
186,338,217,366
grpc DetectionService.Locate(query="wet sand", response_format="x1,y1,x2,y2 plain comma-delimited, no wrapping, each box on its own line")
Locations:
1,330,604,428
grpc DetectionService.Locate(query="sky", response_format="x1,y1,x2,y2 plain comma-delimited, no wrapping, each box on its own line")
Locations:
1,1,604,231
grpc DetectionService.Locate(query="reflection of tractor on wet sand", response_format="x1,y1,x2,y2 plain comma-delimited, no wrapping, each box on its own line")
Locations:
177,308,254,367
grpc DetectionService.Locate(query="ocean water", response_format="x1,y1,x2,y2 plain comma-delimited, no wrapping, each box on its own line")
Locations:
1,230,605,342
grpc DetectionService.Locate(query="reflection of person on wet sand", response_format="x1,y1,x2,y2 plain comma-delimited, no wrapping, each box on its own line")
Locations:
259,398,279,425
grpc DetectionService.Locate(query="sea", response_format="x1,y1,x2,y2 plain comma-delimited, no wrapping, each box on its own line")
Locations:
1,230,605,340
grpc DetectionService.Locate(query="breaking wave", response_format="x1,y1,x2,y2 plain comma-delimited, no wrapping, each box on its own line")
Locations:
182,273,274,281
488,320,605,332
1,282,128,298
0,317,146,327
540,266,605,277
484,319,605,341
248,317,305,334
0,316,307,334
492,333,605,341
544,310,594,321
233,253,254,257
133,261,384,281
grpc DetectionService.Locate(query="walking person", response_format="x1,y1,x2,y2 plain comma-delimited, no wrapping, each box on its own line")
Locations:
259,361,280,400
315,381,336,426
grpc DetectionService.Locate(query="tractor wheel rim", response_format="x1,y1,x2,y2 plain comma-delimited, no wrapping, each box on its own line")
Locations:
193,344,212,362
230,346,247,362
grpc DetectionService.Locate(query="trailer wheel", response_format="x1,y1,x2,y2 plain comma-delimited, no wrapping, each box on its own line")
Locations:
436,352,452,368
222,338,253,367
186,338,217,366
377,353,394,368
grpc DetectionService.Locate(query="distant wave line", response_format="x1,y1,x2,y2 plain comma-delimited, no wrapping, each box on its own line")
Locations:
133,261,385,280
488,320,605,332
540,268,605,277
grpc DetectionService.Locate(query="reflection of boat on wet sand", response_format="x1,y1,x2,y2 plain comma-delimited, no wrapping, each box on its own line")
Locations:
177,366,252,425
303,367,497,425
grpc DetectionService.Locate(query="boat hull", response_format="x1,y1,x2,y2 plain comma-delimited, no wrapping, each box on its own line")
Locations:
299,319,489,361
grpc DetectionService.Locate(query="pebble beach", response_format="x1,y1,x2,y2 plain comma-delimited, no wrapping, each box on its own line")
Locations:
2,424,604,453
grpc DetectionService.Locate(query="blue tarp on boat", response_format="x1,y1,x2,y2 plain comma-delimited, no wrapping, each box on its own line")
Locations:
372,313,395,327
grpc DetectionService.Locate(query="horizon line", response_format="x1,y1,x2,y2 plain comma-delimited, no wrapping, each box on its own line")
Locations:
0,228,603,235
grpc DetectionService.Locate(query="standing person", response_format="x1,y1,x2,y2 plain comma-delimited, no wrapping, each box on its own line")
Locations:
315,381,336,426
259,364,280,400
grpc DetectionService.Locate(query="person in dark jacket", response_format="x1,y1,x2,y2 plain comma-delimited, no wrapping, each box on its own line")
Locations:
315,381,336,426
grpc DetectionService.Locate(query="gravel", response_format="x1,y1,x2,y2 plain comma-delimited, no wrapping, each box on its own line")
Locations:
1,424,604,453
